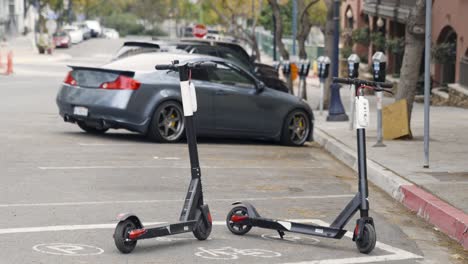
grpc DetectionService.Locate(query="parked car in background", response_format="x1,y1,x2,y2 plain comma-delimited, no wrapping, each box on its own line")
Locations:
63,25,83,44
53,31,71,48
74,22,92,40
56,53,314,146
85,20,102,37
103,28,119,39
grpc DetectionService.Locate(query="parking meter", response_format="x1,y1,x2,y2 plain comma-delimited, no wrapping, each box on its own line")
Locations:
282,60,291,76
298,60,311,78
317,56,330,79
347,54,360,129
347,54,360,79
317,56,330,115
372,52,387,82
371,51,387,147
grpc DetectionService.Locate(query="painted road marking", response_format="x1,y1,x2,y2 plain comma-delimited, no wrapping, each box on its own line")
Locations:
11,219,421,263
195,246,281,260
281,219,423,264
38,165,323,170
261,233,320,245
154,156,181,160
32,243,104,256
0,194,354,208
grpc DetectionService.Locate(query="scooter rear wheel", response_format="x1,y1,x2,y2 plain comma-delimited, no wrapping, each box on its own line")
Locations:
355,223,376,254
114,219,138,254
193,211,212,240
226,206,252,235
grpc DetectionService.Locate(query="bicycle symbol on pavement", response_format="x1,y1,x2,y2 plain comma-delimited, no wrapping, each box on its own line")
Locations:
195,246,281,260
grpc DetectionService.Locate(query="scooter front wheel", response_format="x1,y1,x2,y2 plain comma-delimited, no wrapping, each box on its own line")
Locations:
355,223,376,254
226,206,252,235
193,211,212,240
114,219,138,254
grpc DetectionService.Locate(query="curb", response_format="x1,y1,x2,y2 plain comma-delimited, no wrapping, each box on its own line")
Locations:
314,127,468,250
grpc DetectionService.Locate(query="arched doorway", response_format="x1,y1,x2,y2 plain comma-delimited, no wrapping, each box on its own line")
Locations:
436,26,458,85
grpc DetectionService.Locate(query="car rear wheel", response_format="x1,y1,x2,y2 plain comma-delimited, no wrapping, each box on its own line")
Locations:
281,110,310,146
148,101,185,143
77,122,108,134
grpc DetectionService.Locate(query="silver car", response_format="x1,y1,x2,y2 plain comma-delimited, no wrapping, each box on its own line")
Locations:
56,53,314,146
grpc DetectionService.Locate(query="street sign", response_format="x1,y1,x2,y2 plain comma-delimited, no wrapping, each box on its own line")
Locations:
193,24,207,38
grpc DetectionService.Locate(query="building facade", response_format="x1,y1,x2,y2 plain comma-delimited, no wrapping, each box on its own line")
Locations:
0,0,25,38
341,0,468,88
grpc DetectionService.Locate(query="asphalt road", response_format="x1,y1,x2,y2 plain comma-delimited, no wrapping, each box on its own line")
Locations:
0,38,465,264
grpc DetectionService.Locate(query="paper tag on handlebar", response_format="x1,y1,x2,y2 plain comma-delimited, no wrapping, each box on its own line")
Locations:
355,96,369,129
189,81,197,112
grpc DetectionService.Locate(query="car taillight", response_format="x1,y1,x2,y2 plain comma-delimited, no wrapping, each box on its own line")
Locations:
64,71,77,86
100,76,141,90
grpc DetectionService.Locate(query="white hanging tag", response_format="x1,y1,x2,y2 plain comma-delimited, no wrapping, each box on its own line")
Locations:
189,81,197,112
355,96,370,129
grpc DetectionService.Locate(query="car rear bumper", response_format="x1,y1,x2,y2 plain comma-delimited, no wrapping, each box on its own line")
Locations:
56,85,150,133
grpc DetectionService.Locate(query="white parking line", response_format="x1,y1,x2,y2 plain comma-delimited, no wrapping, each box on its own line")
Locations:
0,194,354,208
0,219,422,263
38,165,323,170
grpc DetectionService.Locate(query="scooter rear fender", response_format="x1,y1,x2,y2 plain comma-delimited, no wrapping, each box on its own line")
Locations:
116,213,143,229
231,201,261,218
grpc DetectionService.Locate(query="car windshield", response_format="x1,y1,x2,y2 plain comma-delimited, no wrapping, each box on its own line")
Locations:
54,32,67,37
113,45,160,60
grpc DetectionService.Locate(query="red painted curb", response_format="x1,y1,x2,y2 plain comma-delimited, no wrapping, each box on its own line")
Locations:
401,185,468,250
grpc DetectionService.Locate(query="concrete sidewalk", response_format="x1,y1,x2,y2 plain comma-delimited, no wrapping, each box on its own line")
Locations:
0,35,70,65
300,77,468,250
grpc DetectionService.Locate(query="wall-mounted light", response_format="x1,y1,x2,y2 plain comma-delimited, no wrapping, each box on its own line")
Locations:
346,9,353,19
377,17,384,28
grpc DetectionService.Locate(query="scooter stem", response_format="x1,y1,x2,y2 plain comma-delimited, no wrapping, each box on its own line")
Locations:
356,128,369,216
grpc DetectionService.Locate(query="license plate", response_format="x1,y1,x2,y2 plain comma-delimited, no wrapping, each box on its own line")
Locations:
73,106,88,116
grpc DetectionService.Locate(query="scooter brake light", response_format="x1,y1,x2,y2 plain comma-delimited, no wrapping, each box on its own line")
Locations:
128,228,146,240
231,215,248,223
207,212,213,224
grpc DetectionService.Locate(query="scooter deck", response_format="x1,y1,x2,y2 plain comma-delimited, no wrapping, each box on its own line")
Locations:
133,220,198,240
249,217,347,239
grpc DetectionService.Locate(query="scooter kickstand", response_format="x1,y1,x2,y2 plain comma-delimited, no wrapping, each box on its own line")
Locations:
277,230,285,239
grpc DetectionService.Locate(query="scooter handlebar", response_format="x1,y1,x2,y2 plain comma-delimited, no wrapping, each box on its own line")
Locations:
333,77,393,89
155,61,217,71
155,64,176,70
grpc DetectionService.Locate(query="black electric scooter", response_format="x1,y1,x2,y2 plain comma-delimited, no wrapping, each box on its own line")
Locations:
225,77,393,254
113,60,216,254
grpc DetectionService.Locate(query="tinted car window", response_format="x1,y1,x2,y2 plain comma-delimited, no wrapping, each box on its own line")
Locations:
208,63,255,89
191,68,210,81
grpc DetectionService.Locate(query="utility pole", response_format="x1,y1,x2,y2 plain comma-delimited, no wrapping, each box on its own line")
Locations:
327,0,348,121
423,0,432,168
292,0,297,56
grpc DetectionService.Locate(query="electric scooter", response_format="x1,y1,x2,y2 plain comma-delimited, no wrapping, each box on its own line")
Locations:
225,77,393,254
113,60,216,254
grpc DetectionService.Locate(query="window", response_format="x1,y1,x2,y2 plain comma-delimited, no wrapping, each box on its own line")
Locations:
208,63,255,89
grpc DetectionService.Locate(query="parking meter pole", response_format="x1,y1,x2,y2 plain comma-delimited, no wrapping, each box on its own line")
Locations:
301,76,307,100
373,91,385,147
319,79,324,115
349,84,355,130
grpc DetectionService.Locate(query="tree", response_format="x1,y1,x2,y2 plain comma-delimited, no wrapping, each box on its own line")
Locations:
297,0,326,59
267,0,290,60
206,0,263,61
395,0,426,138
322,0,334,108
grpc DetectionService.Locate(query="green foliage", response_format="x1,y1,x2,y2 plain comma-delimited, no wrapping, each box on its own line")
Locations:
351,27,369,46
341,46,353,59
432,42,456,64
101,13,144,36
259,0,327,36
370,31,386,51
386,37,404,55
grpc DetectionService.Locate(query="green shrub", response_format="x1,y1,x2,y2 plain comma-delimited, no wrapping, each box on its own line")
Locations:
101,13,145,36
352,27,370,46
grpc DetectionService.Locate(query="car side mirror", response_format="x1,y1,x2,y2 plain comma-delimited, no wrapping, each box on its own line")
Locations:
256,81,265,93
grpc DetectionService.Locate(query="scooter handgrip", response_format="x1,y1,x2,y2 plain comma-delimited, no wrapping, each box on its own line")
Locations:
333,77,351,84
155,64,174,70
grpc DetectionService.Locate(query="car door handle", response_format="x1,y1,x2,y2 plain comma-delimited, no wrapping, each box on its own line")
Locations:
216,90,230,96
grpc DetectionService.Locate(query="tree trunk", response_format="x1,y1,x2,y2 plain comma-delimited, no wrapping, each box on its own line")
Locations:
395,0,426,138
297,0,319,59
322,0,335,109
268,0,289,60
